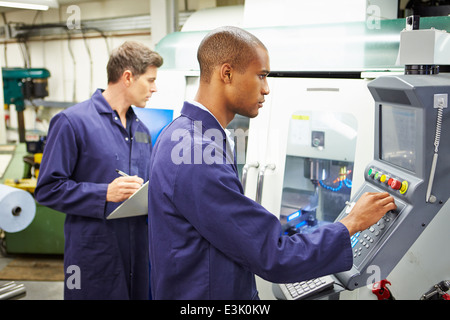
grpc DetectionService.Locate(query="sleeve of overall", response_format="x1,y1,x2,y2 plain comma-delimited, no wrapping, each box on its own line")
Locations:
172,158,353,284
35,113,108,219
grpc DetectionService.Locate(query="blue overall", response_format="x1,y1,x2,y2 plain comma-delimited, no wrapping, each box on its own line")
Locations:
148,101,353,300
35,89,152,300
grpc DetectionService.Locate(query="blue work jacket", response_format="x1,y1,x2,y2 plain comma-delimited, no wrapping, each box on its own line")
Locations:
148,101,353,300
35,89,152,300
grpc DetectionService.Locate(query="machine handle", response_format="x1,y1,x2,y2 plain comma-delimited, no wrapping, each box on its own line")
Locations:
255,163,276,204
241,161,259,193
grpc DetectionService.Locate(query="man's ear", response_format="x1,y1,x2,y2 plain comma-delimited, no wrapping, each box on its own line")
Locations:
220,63,232,84
122,70,133,87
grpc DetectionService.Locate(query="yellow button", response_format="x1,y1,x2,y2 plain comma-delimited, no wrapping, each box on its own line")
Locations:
400,181,408,194
380,174,387,183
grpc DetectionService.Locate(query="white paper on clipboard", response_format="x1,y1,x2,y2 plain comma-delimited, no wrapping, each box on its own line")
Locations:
107,181,149,219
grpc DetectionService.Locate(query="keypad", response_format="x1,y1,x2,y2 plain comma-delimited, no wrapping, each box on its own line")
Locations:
280,275,335,300
350,210,398,268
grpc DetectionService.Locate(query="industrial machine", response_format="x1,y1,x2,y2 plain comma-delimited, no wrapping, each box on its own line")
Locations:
334,65,450,291
1,68,64,256
279,109,357,233
0,143,65,256
274,17,450,300
241,75,377,228
332,18,450,292
2,67,50,143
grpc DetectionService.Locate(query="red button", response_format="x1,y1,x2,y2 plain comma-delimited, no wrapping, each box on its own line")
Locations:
390,179,401,190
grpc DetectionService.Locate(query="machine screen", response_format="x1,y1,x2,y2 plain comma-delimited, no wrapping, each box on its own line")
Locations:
380,105,418,173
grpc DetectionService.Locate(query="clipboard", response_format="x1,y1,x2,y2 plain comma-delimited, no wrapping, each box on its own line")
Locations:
107,181,149,219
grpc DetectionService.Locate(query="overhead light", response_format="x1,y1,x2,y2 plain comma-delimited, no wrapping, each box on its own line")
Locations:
0,2,49,10
0,0,59,11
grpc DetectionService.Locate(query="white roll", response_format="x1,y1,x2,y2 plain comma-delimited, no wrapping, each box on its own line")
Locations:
0,184,36,233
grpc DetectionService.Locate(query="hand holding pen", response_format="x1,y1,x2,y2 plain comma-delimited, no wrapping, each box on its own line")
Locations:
115,169,129,177
106,169,144,202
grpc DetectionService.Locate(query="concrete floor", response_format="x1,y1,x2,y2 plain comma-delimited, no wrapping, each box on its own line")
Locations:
0,255,64,300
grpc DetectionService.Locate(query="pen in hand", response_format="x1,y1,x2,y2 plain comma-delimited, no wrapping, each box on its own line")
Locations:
108,169,143,202
115,169,129,177
116,169,144,186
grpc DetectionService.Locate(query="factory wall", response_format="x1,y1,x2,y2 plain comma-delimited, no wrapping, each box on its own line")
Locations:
0,0,414,138
2,0,145,103
0,0,241,104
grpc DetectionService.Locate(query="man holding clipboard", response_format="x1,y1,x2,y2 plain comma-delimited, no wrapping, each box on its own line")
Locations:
35,41,163,300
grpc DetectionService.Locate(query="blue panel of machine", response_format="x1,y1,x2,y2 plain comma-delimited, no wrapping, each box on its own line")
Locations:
286,210,307,231
287,210,301,222
132,107,174,146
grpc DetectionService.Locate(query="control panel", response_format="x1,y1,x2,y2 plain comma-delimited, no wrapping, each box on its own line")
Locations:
367,167,408,195
333,73,450,290
335,158,428,289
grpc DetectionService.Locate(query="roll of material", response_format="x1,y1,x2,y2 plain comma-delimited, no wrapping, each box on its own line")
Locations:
0,184,36,233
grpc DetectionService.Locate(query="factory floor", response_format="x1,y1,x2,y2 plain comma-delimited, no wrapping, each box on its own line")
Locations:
0,254,64,300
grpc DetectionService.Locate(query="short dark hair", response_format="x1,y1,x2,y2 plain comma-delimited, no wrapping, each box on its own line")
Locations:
107,41,163,84
197,26,267,83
